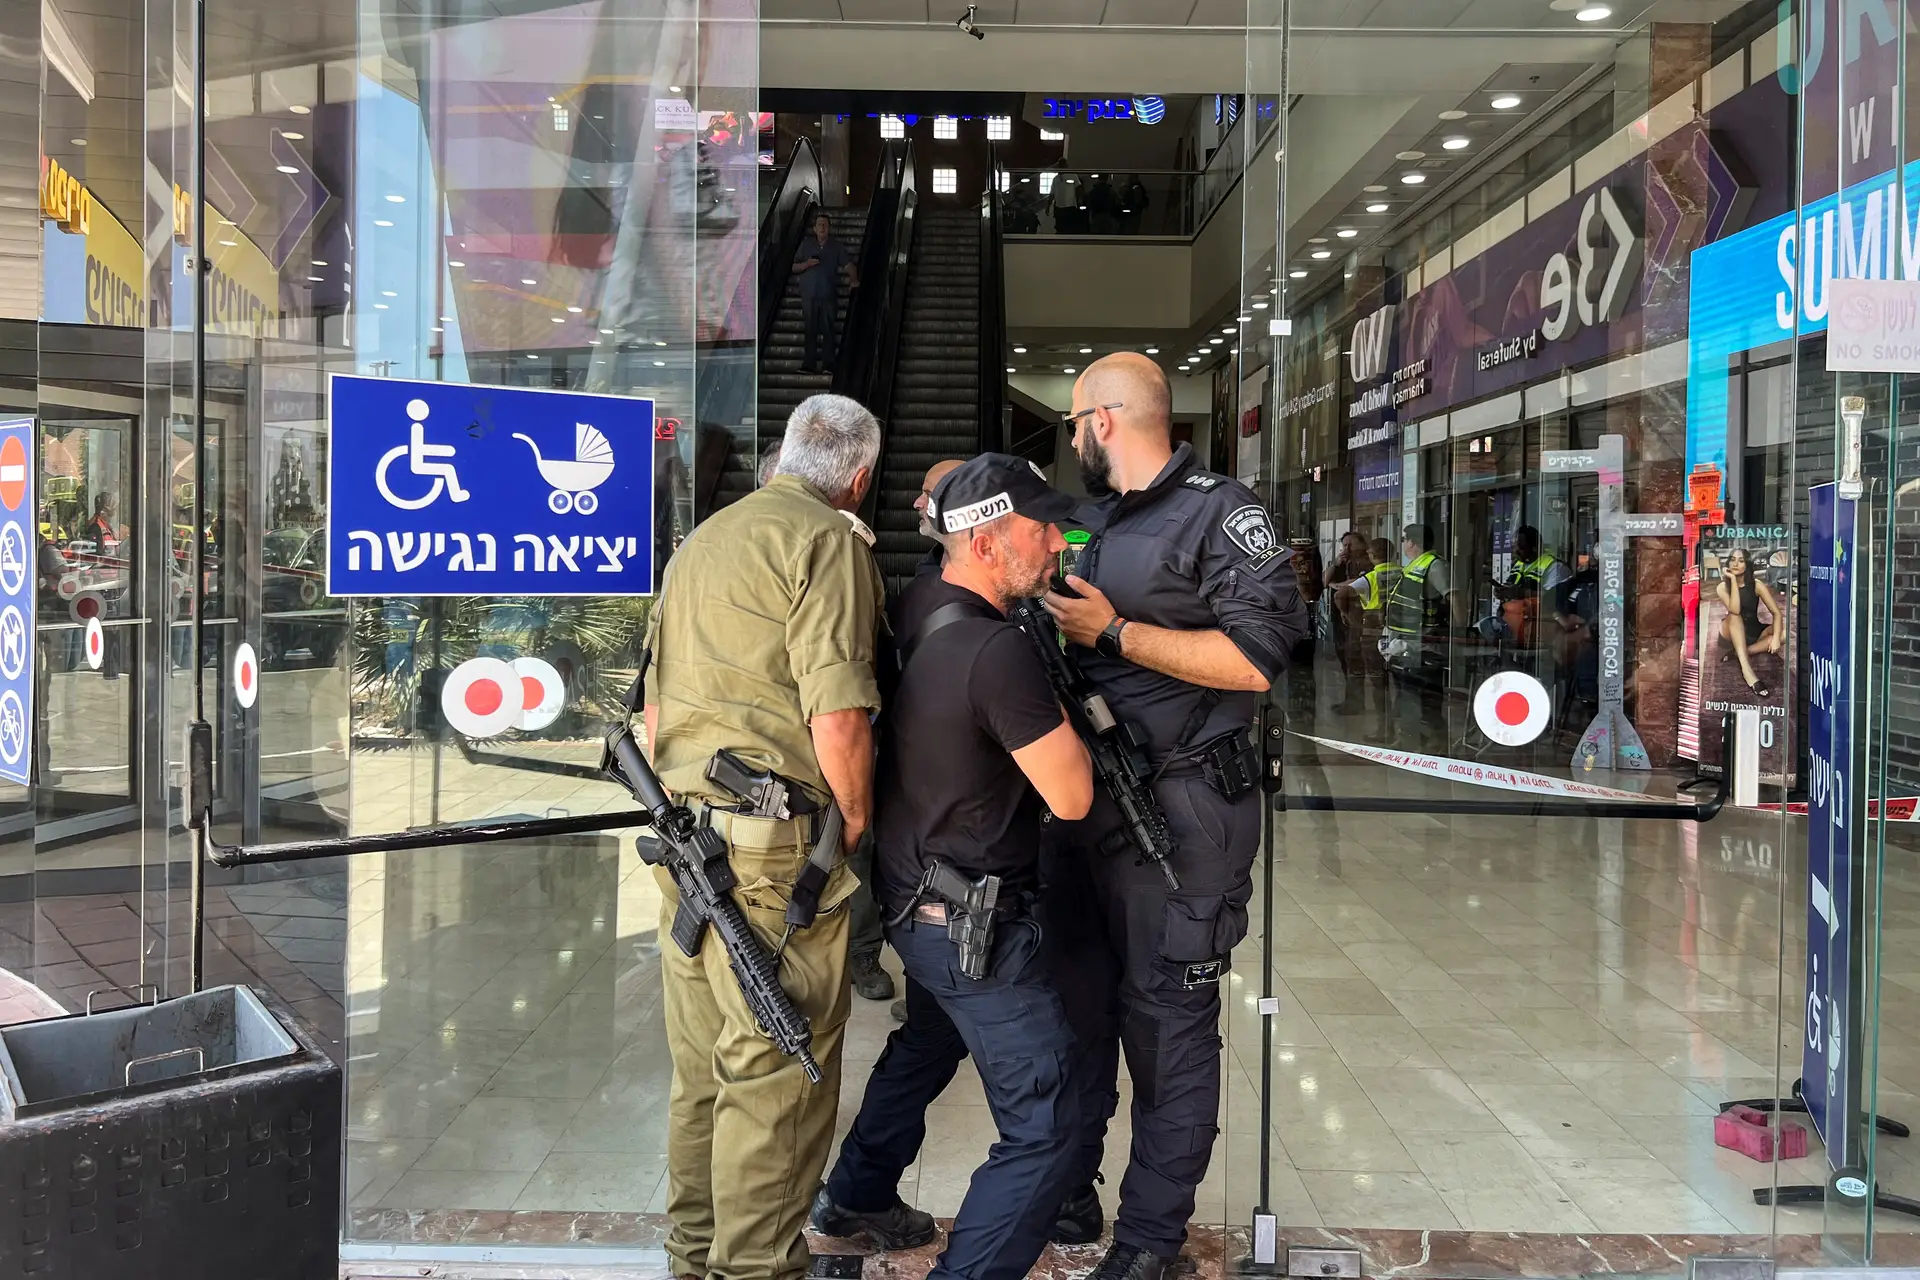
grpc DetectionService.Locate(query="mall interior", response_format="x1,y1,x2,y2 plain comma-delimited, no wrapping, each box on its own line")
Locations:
6,0,1920,1273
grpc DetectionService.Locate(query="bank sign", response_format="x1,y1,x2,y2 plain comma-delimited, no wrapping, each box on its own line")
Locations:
326,376,657,597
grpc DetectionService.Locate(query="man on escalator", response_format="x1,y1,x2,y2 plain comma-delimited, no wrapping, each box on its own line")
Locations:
794,212,857,374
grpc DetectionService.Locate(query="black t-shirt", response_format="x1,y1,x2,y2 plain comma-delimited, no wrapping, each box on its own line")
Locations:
875,577,1064,905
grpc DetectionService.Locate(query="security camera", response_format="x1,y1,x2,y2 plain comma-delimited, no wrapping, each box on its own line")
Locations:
956,5,985,39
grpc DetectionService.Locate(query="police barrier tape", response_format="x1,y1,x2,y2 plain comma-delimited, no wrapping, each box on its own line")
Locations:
1296,733,1670,804
1757,797,1920,821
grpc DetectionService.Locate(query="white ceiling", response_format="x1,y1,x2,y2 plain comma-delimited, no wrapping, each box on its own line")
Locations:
764,0,1669,27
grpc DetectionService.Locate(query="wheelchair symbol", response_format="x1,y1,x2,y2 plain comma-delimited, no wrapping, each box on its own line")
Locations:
376,399,472,510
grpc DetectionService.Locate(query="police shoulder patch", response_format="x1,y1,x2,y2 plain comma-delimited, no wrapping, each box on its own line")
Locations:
1221,504,1278,557
1183,473,1223,491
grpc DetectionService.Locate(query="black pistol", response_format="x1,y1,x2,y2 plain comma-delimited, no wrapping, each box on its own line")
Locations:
924,860,1001,980
1009,599,1181,891
603,680,821,1083
706,748,811,820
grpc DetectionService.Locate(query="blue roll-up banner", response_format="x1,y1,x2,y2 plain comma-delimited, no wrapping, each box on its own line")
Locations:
1805,481,1856,1168
326,375,657,598
0,420,34,786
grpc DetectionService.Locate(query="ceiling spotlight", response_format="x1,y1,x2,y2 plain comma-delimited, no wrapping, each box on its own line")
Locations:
385,194,406,203
289,104,311,115
313,260,329,266
1064,366,1077,373
380,290,397,297
1252,301,1268,310
655,339,668,347
447,259,464,267
276,164,300,174
669,84,683,93
527,353,538,359
1210,337,1224,344
1395,150,1426,161
1443,137,1470,151
1311,249,1332,259
1491,94,1522,110
1222,326,1235,333
956,4,986,39
1013,345,1027,353
1366,203,1389,213
567,305,584,313
655,360,667,367
551,317,565,323
1363,184,1388,193
1337,228,1357,238
1080,346,1093,354
1438,110,1467,121
373,218,393,227
522,277,537,285
1007,365,1017,373
307,275,323,282
281,131,305,140
1401,173,1427,185
1576,5,1612,19
1289,269,1308,278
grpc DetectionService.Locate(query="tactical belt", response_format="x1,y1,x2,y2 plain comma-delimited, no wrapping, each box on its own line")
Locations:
690,801,822,851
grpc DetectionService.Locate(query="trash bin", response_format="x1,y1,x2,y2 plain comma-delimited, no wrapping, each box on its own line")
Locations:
0,984,340,1279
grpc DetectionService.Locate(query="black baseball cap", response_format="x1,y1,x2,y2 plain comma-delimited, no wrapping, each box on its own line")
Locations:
927,453,1078,534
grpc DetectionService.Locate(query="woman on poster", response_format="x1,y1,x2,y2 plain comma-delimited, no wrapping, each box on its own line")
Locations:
1715,547,1786,697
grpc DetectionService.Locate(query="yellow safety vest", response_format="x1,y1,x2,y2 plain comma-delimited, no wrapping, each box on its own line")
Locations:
1385,551,1442,637
1356,563,1401,612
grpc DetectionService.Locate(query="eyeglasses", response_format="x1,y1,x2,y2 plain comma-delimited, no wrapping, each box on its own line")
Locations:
1062,401,1123,429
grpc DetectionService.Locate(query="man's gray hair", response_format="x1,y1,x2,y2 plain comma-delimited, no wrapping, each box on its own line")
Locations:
775,394,881,503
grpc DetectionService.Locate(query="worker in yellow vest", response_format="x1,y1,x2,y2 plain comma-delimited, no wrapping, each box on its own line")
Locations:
1491,525,1570,649
1380,523,1460,747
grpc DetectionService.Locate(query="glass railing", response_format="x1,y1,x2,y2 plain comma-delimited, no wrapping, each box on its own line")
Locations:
1000,169,1203,237
1001,111,1279,240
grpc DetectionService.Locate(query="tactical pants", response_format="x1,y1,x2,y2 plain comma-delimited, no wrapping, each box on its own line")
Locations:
659,821,856,1280
826,916,1079,1280
1046,775,1259,1256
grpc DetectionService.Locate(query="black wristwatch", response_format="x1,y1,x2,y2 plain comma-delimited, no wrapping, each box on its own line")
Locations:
1094,616,1129,659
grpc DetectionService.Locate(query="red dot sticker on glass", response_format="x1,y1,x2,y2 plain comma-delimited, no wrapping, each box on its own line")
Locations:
441,657,520,738
233,641,259,709
84,617,103,671
1472,670,1550,747
511,657,566,732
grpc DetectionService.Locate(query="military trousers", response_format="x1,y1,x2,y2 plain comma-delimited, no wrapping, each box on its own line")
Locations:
1045,774,1260,1257
658,819,856,1280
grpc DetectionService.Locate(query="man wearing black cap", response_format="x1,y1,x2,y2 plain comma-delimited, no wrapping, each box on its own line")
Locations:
811,454,1094,1280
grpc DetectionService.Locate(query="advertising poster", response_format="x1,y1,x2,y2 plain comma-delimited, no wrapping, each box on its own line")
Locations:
1695,523,1795,782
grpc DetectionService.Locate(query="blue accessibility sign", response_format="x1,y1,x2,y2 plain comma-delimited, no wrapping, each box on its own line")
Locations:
0,419,34,785
326,376,656,597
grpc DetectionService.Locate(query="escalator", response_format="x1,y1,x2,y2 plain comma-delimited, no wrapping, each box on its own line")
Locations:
868,208,983,582
864,151,1012,589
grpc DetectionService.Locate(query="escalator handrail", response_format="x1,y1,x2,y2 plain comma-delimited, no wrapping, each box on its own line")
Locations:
978,143,1009,456
842,143,918,528
760,137,824,349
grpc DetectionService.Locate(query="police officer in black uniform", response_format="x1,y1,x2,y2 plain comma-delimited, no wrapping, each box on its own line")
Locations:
1041,353,1307,1280
813,455,1095,1280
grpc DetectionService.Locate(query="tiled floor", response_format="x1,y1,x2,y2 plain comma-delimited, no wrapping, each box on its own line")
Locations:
311,719,1920,1245
16,706,1920,1255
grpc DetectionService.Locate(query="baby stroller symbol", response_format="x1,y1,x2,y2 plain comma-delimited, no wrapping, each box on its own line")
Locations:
515,423,616,514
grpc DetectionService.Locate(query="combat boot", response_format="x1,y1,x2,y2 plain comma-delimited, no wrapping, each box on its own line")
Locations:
809,1185,938,1250
851,951,895,1001
1051,1177,1105,1244
1088,1241,1186,1280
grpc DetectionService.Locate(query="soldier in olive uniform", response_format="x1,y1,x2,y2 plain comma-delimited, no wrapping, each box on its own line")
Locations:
642,394,903,1280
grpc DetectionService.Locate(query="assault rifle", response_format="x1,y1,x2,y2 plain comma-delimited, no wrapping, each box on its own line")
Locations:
603,678,821,1082
1008,600,1181,890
